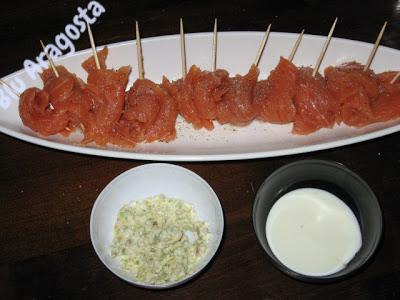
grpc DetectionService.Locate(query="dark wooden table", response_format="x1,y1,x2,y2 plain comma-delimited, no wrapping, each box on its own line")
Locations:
1,0,400,299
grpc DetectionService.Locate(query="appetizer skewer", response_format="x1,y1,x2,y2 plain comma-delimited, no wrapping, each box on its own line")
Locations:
215,23,277,125
19,36,89,136
80,23,131,145
254,30,304,124
325,22,389,127
163,19,229,130
292,18,338,134
114,21,178,146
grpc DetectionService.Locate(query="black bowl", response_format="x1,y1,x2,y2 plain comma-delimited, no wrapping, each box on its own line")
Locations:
252,159,382,282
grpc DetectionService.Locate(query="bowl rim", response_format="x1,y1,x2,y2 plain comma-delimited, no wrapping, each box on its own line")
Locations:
90,163,225,289
252,159,383,282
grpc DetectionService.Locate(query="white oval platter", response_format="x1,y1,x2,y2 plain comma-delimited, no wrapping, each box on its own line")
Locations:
1,32,399,161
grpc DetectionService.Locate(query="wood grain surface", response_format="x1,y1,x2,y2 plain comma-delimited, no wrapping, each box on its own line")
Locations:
1,0,400,299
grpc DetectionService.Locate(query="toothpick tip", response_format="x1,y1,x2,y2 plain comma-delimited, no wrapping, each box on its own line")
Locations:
180,17,187,78
86,21,100,70
364,20,388,71
212,18,218,71
40,39,59,77
288,29,305,62
312,18,337,77
135,21,144,80
253,24,272,67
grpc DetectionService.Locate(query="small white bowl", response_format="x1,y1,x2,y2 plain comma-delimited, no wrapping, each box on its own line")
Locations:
90,163,224,289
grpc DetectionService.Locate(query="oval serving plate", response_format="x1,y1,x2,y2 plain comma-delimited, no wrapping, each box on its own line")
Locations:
1,32,399,161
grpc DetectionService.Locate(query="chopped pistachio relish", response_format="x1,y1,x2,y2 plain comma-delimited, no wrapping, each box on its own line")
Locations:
110,194,210,285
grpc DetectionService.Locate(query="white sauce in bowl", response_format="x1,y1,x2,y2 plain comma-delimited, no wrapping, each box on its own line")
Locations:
266,188,362,276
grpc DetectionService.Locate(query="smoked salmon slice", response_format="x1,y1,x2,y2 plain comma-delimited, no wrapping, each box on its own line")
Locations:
19,87,70,136
19,65,87,136
169,65,229,130
81,46,131,146
81,46,108,73
217,65,259,125
372,71,400,122
120,78,178,144
293,68,336,134
325,62,378,127
254,57,298,124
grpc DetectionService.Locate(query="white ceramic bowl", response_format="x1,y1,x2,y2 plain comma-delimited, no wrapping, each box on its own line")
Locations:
90,163,224,289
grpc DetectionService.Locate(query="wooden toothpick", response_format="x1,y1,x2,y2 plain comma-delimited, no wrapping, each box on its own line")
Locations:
312,18,338,77
390,71,400,84
180,18,187,79
86,21,100,70
211,18,217,72
0,79,20,97
254,24,272,67
364,21,387,71
40,40,59,78
288,29,304,62
136,21,144,80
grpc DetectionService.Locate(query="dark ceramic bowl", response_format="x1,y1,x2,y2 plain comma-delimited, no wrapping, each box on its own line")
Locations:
252,159,382,282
